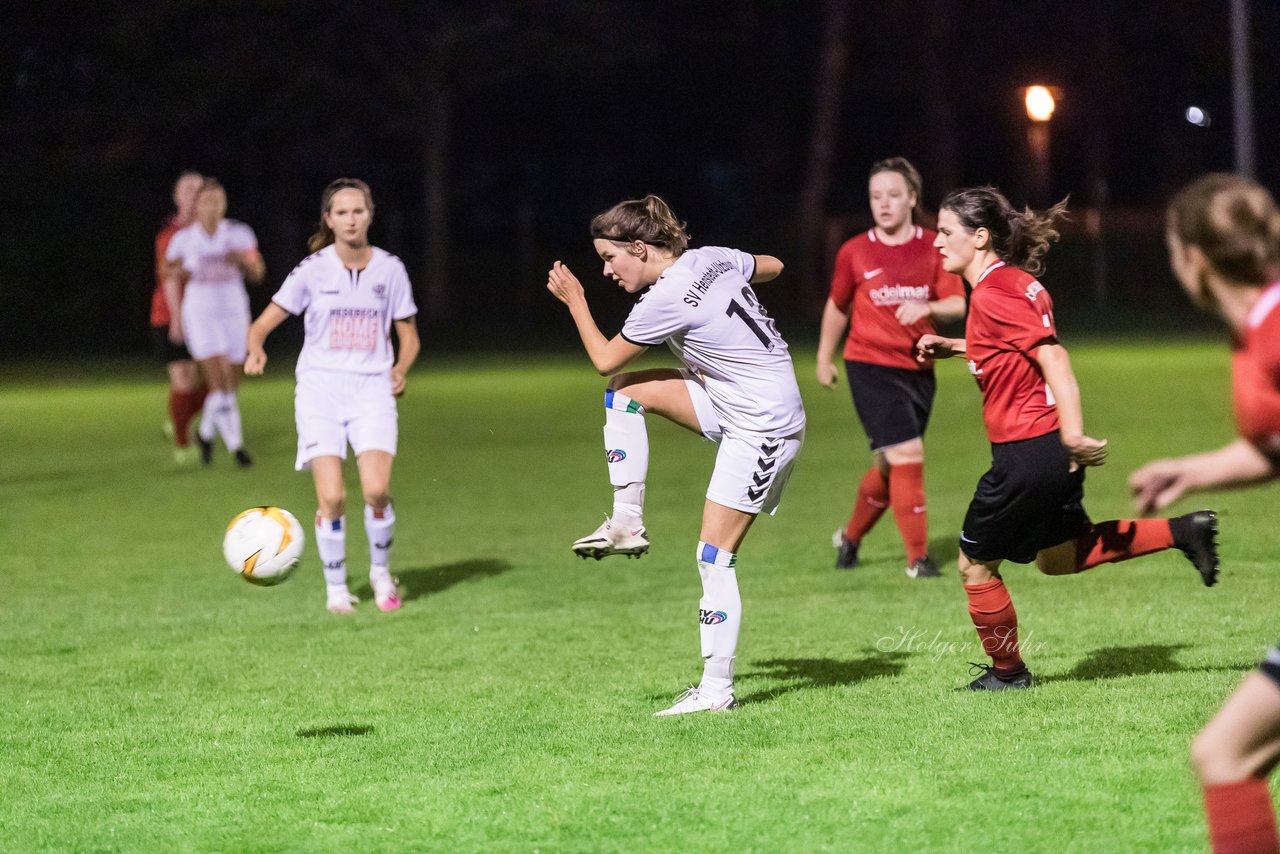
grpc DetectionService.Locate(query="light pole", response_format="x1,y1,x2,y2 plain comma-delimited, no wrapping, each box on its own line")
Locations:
1025,85,1056,206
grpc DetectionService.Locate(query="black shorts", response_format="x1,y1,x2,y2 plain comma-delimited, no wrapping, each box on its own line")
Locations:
151,325,193,364
845,360,936,451
1260,645,1280,688
959,430,1093,564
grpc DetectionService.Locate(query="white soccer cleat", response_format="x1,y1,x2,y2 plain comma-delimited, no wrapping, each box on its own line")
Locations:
653,686,737,717
326,586,359,615
370,568,402,612
571,516,649,560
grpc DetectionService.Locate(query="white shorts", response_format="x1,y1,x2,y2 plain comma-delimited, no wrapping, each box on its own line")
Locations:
683,370,804,516
182,284,250,362
294,369,398,471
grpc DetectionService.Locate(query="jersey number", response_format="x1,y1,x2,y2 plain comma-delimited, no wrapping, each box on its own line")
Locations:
725,287,778,350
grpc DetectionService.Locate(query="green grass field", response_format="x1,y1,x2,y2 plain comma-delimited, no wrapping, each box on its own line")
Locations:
2,341,1277,852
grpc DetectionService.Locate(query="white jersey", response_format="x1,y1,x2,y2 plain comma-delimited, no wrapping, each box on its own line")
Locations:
271,245,417,375
621,246,806,437
166,219,257,288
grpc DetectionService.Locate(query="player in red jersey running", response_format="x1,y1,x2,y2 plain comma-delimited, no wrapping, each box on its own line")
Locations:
1131,175,1280,854
818,158,966,577
916,186,1220,691
151,171,206,463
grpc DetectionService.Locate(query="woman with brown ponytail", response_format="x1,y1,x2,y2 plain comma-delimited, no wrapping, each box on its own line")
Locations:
246,179,420,615
916,186,1219,691
1137,174,1280,854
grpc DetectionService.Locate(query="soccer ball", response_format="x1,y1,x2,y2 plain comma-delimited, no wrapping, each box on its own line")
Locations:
223,506,305,587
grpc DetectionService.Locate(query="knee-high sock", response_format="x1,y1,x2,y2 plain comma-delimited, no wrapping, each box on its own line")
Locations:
603,390,648,522
365,503,395,571
170,387,205,447
315,515,347,589
845,467,889,542
216,390,244,452
1203,778,1280,854
965,578,1024,673
888,462,928,562
197,390,220,442
1076,519,1173,571
697,542,740,698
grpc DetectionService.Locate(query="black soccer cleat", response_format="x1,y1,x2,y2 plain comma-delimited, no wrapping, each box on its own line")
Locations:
960,662,1034,692
1171,510,1219,587
833,530,859,570
906,555,941,579
233,448,254,469
197,435,214,466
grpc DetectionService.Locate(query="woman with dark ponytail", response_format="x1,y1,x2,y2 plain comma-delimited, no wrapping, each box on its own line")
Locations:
546,194,805,716
916,186,1219,691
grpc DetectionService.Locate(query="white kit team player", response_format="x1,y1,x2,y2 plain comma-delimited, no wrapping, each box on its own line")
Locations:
246,179,420,615
547,194,806,716
166,179,265,466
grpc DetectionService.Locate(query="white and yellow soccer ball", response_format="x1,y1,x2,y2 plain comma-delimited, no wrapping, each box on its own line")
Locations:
223,506,305,586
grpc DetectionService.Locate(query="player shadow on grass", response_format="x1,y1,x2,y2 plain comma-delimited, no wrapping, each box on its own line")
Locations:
1049,644,1255,682
295,724,373,739
928,534,959,570
735,652,910,705
354,558,512,603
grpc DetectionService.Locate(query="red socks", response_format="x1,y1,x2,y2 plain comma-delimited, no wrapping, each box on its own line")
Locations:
965,578,1024,673
1204,778,1280,854
1076,519,1174,571
169,387,206,448
889,462,928,562
845,467,889,542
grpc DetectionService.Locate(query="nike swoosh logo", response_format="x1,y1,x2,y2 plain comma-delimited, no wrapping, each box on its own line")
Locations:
863,268,884,280
959,533,977,543
912,505,926,513
710,697,734,711
630,529,644,537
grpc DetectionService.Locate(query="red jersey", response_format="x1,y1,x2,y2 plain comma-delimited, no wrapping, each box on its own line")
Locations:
1233,281,1280,454
149,215,182,327
828,226,966,370
965,262,1060,443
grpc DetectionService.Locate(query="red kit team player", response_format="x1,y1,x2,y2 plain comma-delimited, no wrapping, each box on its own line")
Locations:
916,186,1220,691
1130,175,1280,854
817,158,966,577
151,171,206,463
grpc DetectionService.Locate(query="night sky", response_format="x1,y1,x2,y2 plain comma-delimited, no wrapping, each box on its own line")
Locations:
2,0,1276,356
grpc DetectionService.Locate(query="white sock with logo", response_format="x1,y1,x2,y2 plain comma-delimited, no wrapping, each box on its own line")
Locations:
696,541,740,700
603,390,648,525
316,515,347,590
198,390,220,442
364,503,395,575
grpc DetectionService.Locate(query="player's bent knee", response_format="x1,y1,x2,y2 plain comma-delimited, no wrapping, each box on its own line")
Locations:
1192,725,1247,783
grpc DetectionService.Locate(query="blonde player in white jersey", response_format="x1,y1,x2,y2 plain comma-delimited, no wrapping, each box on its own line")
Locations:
547,194,806,716
245,179,420,615
166,179,265,466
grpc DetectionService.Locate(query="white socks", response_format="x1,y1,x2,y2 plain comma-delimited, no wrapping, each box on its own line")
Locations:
696,541,740,699
603,390,648,524
198,389,243,451
364,503,395,574
316,515,347,590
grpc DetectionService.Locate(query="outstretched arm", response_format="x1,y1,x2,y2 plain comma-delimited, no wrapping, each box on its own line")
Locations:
1130,438,1278,515
244,302,290,375
546,261,646,376
1036,343,1108,468
916,334,966,361
750,255,784,284
895,294,967,326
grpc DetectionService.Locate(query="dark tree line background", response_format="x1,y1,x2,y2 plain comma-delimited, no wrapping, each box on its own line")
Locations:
1,0,1276,358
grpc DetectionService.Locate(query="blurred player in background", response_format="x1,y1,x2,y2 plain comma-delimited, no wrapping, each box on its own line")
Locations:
1132,174,1280,854
817,157,966,577
916,186,1220,691
547,194,805,716
166,179,264,467
152,171,205,463
246,179,419,615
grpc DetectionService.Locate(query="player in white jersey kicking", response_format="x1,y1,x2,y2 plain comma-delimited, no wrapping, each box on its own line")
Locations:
245,179,420,615
547,194,806,716
166,179,265,467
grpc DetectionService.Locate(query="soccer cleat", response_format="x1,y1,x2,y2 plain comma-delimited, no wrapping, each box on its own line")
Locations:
233,448,254,468
370,569,401,612
326,586,359,615
653,686,738,716
1172,510,1220,587
960,662,1034,691
197,435,214,466
571,516,649,560
832,529,859,570
905,555,941,579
